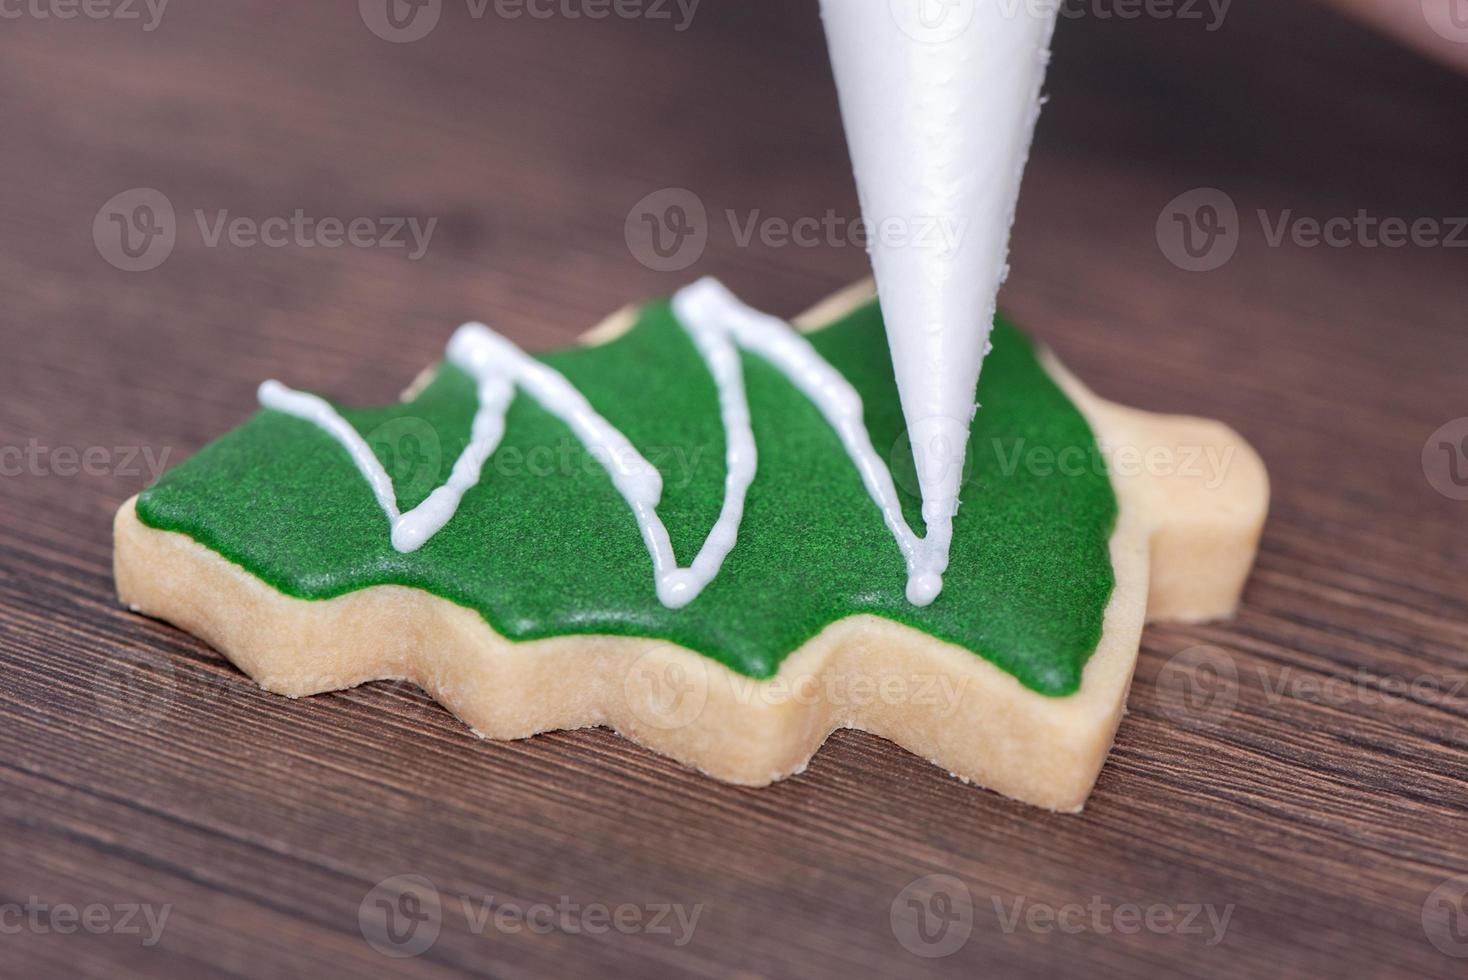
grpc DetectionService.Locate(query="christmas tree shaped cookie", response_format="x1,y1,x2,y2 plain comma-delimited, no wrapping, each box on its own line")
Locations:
114,280,1267,811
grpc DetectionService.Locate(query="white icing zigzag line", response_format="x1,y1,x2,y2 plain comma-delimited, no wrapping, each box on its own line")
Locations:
258,278,947,609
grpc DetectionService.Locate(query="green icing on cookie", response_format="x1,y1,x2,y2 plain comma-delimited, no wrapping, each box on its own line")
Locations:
135,299,1117,696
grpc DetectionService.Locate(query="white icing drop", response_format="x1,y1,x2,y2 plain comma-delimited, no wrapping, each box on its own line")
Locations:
259,278,948,609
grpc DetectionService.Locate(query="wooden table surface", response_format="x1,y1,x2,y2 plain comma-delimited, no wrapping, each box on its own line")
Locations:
2,2,1466,977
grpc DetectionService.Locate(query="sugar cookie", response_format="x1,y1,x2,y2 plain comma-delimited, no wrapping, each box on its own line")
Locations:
114,281,1267,811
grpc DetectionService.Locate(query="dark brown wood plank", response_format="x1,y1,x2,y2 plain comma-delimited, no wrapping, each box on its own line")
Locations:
1,1,1465,977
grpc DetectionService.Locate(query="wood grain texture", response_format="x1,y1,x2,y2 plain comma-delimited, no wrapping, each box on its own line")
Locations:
2,1,1466,977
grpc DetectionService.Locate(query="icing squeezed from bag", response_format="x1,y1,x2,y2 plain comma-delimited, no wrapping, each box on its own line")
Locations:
260,279,944,608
